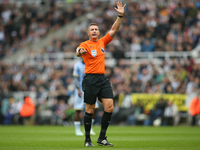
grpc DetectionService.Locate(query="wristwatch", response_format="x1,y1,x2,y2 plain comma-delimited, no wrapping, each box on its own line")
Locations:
78,48,81,54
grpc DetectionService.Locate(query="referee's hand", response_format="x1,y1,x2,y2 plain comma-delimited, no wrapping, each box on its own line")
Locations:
79,48,87,55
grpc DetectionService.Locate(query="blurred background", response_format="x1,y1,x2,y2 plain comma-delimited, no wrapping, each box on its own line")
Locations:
0,0,200,127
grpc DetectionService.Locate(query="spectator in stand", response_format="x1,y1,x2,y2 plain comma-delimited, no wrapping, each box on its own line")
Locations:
144,98,167,126
163,101,179,126
141,39,154,52
53,99,68,125
125,101,145,125
36,99,52,125
130,36,141,52
0,98,9,124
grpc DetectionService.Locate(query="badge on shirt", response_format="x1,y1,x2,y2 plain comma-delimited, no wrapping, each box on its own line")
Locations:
101,47,105,53
91,50,97,57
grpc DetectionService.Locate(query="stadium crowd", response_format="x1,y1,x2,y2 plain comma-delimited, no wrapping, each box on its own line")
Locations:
1,0,200,126
60,0,200,58
23,0,200,62
0,56,200,125
0,1,103,58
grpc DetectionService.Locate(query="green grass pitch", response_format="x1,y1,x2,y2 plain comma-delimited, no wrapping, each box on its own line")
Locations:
0,126,200,150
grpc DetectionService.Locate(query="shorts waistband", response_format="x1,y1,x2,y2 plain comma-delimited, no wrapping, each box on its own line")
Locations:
85,73,104,76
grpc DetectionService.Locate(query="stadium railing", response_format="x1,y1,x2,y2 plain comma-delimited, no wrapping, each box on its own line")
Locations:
24,44,200,67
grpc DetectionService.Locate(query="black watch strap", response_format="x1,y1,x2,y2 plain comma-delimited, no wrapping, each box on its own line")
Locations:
78,48,81,54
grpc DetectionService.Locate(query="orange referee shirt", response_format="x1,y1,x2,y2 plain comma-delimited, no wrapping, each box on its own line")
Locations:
79,33,113,74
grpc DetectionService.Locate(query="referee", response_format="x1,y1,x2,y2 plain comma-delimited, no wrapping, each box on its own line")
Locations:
76,1,126,147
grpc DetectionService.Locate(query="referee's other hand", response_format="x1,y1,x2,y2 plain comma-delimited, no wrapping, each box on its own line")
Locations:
80,48,87,55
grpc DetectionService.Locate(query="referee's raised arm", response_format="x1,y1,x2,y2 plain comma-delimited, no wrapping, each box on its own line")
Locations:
108,1,126,38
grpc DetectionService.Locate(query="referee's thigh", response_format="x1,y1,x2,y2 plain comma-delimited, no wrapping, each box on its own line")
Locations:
98,75,113,100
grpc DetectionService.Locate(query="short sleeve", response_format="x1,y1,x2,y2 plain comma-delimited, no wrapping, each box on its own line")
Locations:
79,42,87,50
100,33,113,46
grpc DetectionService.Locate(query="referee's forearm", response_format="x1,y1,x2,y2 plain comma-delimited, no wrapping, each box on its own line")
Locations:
112,17,123,31
109,16,123,38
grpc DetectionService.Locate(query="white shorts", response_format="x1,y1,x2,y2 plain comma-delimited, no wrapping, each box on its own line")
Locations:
74,89,99,110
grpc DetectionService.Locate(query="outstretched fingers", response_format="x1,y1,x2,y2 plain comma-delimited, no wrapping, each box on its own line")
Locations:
118,1,122,7
114,1,126,14
123,3,126,8
117,1,126,8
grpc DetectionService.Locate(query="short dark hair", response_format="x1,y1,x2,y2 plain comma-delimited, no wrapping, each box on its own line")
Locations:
89,23,98,27
88,23,98,31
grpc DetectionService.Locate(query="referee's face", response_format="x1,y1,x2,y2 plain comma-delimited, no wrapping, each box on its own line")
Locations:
87,25,100,40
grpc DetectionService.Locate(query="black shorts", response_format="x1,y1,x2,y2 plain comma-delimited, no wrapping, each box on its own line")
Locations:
82,74,113,104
